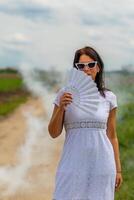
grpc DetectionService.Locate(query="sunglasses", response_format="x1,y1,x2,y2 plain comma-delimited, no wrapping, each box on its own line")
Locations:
75,61,97,70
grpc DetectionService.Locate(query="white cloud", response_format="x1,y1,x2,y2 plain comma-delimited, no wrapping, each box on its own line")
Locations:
4,33,31,46
129,39,134,46
0,0,134,70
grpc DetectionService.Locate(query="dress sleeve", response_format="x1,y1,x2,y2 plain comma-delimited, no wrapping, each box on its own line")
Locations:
109,92,118,111
53,87,65,107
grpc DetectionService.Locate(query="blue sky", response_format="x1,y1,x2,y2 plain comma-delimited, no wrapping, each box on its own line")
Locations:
0,0,134,71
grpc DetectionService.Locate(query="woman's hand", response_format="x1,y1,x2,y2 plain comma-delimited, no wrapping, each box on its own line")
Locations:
59,92,73,111
115,172,123,192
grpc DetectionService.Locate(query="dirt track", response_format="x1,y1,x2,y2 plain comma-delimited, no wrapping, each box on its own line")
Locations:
0,97,65,199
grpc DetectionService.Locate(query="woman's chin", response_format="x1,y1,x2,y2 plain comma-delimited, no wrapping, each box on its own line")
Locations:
83,72,94,79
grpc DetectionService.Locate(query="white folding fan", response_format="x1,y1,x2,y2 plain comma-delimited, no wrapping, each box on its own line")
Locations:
63,67,100,115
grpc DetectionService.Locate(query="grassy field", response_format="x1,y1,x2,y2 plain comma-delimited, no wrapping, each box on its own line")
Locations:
0,69,29,117
0,78,23,92
115,102,134,200
106,72,134,200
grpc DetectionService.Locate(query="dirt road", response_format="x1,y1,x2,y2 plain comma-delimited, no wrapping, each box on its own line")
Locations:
0,97,65,200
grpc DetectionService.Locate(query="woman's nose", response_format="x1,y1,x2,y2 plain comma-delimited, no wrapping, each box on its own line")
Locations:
83,65,90,71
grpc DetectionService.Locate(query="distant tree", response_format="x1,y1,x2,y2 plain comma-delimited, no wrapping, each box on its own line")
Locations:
0,67,18,74
121,64,134,74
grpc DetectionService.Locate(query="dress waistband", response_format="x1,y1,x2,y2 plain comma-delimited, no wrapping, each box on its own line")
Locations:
64,120,107,130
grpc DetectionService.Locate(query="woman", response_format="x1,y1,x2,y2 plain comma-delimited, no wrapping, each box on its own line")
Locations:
48,46,123,200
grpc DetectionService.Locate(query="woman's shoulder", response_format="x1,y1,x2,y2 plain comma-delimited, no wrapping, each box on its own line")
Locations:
103,89,118,110
103,89,117,99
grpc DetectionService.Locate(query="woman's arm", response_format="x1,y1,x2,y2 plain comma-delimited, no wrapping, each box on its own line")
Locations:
48,105,65,138
106,108,122,172
48,92,72,138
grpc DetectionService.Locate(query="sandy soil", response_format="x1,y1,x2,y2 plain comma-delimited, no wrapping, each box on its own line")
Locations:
0,97,65,199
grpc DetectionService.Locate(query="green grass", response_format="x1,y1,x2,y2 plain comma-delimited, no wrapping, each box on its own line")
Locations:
0,75,29,117
115,102,134,200
115,171,134,200
0,78,23,92
0,95,28,116
106,73,134,199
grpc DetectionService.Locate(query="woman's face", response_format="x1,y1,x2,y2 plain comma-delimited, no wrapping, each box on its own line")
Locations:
78,54,100,81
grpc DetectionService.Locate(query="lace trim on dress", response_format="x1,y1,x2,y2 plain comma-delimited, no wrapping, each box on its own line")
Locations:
64,120,107,130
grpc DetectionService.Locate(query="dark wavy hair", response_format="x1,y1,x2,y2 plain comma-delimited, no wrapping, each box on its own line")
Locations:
73,46,110,98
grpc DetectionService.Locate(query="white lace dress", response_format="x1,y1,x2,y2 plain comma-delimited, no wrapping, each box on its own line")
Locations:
52,87,118,200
